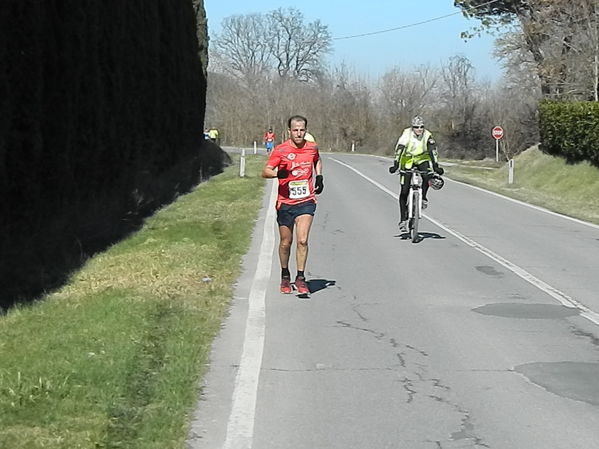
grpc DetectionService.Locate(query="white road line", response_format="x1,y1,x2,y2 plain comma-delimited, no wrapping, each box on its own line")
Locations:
330,157,599,327
223,181,277,449
371,154,599,230
447,177,599,230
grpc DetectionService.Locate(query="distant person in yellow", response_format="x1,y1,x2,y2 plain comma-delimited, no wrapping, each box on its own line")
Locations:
208,127,219,144
304,132,316,143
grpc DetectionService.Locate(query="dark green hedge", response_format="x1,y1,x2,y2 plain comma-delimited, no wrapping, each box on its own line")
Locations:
538,100,599,166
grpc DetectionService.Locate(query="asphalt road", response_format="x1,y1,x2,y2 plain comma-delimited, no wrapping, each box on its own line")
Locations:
188,152,599,449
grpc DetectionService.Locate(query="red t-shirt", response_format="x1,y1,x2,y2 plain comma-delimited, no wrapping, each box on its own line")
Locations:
267,140,320,209
264,131,276,142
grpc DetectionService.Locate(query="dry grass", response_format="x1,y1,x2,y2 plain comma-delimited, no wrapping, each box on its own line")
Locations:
444,146,599,225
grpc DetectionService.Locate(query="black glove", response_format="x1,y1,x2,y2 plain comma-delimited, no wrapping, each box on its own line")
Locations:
389,161,399,174
314,175,324,194
434,165,444,175
277,168,289,179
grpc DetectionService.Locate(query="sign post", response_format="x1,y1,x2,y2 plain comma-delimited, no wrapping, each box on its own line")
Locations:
240,148,246,177
492,126,504,162
508,159,514,184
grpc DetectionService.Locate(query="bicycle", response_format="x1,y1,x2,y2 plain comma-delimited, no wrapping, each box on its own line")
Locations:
398,168,430,243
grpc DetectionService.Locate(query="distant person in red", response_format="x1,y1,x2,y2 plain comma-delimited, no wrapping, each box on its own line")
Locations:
263,127,276,153
261,115,324,295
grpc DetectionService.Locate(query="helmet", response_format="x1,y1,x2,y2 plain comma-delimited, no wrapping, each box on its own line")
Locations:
429,175,444,190
411,115,425,127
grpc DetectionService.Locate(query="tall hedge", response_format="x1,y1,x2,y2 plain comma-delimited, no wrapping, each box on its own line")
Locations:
0,0,220,307
538,100,599,166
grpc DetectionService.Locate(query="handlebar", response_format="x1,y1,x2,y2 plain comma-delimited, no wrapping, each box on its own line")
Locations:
397,168,433,175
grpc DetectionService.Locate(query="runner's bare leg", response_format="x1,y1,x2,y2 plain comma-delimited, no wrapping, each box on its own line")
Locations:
294,214,314,272
278,225,293,270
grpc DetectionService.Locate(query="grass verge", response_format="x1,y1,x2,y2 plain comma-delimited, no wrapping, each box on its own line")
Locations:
444,146,599,225
0,154,266,449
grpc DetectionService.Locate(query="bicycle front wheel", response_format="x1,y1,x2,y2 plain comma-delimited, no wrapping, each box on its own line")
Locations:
411,191,420,242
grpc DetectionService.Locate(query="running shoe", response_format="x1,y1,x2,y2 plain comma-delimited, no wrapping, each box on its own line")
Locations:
422,199,428,210
280,277,292,294
294,276,310,295
398,221,409,234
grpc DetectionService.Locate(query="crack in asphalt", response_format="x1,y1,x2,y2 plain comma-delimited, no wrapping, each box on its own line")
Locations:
335,308,490,448
570,324,599,348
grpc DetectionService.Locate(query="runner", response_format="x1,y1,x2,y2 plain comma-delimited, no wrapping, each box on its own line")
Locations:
263,127,276,153
261,115,324,295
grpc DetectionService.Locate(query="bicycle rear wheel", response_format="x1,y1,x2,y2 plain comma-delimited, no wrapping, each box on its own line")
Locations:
411,191,420,242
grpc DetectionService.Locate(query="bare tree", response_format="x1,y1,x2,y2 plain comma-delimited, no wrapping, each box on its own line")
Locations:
378,65,438,125
208,8,334,144
375,65,439,154
440,55,476,133
563,0,599,100
487,81,540,159
266,8,332,82
211,14,272,89
313,65,375,151
494,30,540,92
435,55,485,156
583,0,599,101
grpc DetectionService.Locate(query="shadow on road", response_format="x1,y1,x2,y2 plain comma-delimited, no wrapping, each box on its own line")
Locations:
394,232,445,242
306,279,336,294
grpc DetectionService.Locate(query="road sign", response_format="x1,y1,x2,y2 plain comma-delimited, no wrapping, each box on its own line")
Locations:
492,126,504,140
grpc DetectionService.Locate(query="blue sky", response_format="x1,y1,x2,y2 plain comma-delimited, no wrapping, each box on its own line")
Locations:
204,0,504,82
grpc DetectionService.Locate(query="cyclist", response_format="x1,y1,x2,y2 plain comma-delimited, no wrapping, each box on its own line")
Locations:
388,115,444,234
263,127,276,153
262,115,324,295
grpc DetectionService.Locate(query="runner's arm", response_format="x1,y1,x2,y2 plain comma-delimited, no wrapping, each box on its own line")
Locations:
262,152,283,178
314,158,322,176
427,137,439,165
262,165,277,178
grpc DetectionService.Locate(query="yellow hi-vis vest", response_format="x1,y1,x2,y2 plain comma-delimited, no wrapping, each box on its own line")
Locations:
395,127,434,168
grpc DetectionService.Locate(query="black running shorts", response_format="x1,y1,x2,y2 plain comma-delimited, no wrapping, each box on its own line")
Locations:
276,200,316,227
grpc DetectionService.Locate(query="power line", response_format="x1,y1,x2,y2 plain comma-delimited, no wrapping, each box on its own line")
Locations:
333,0,501,41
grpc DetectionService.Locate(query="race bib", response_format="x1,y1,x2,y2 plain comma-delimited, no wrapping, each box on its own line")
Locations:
288,180,309,199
